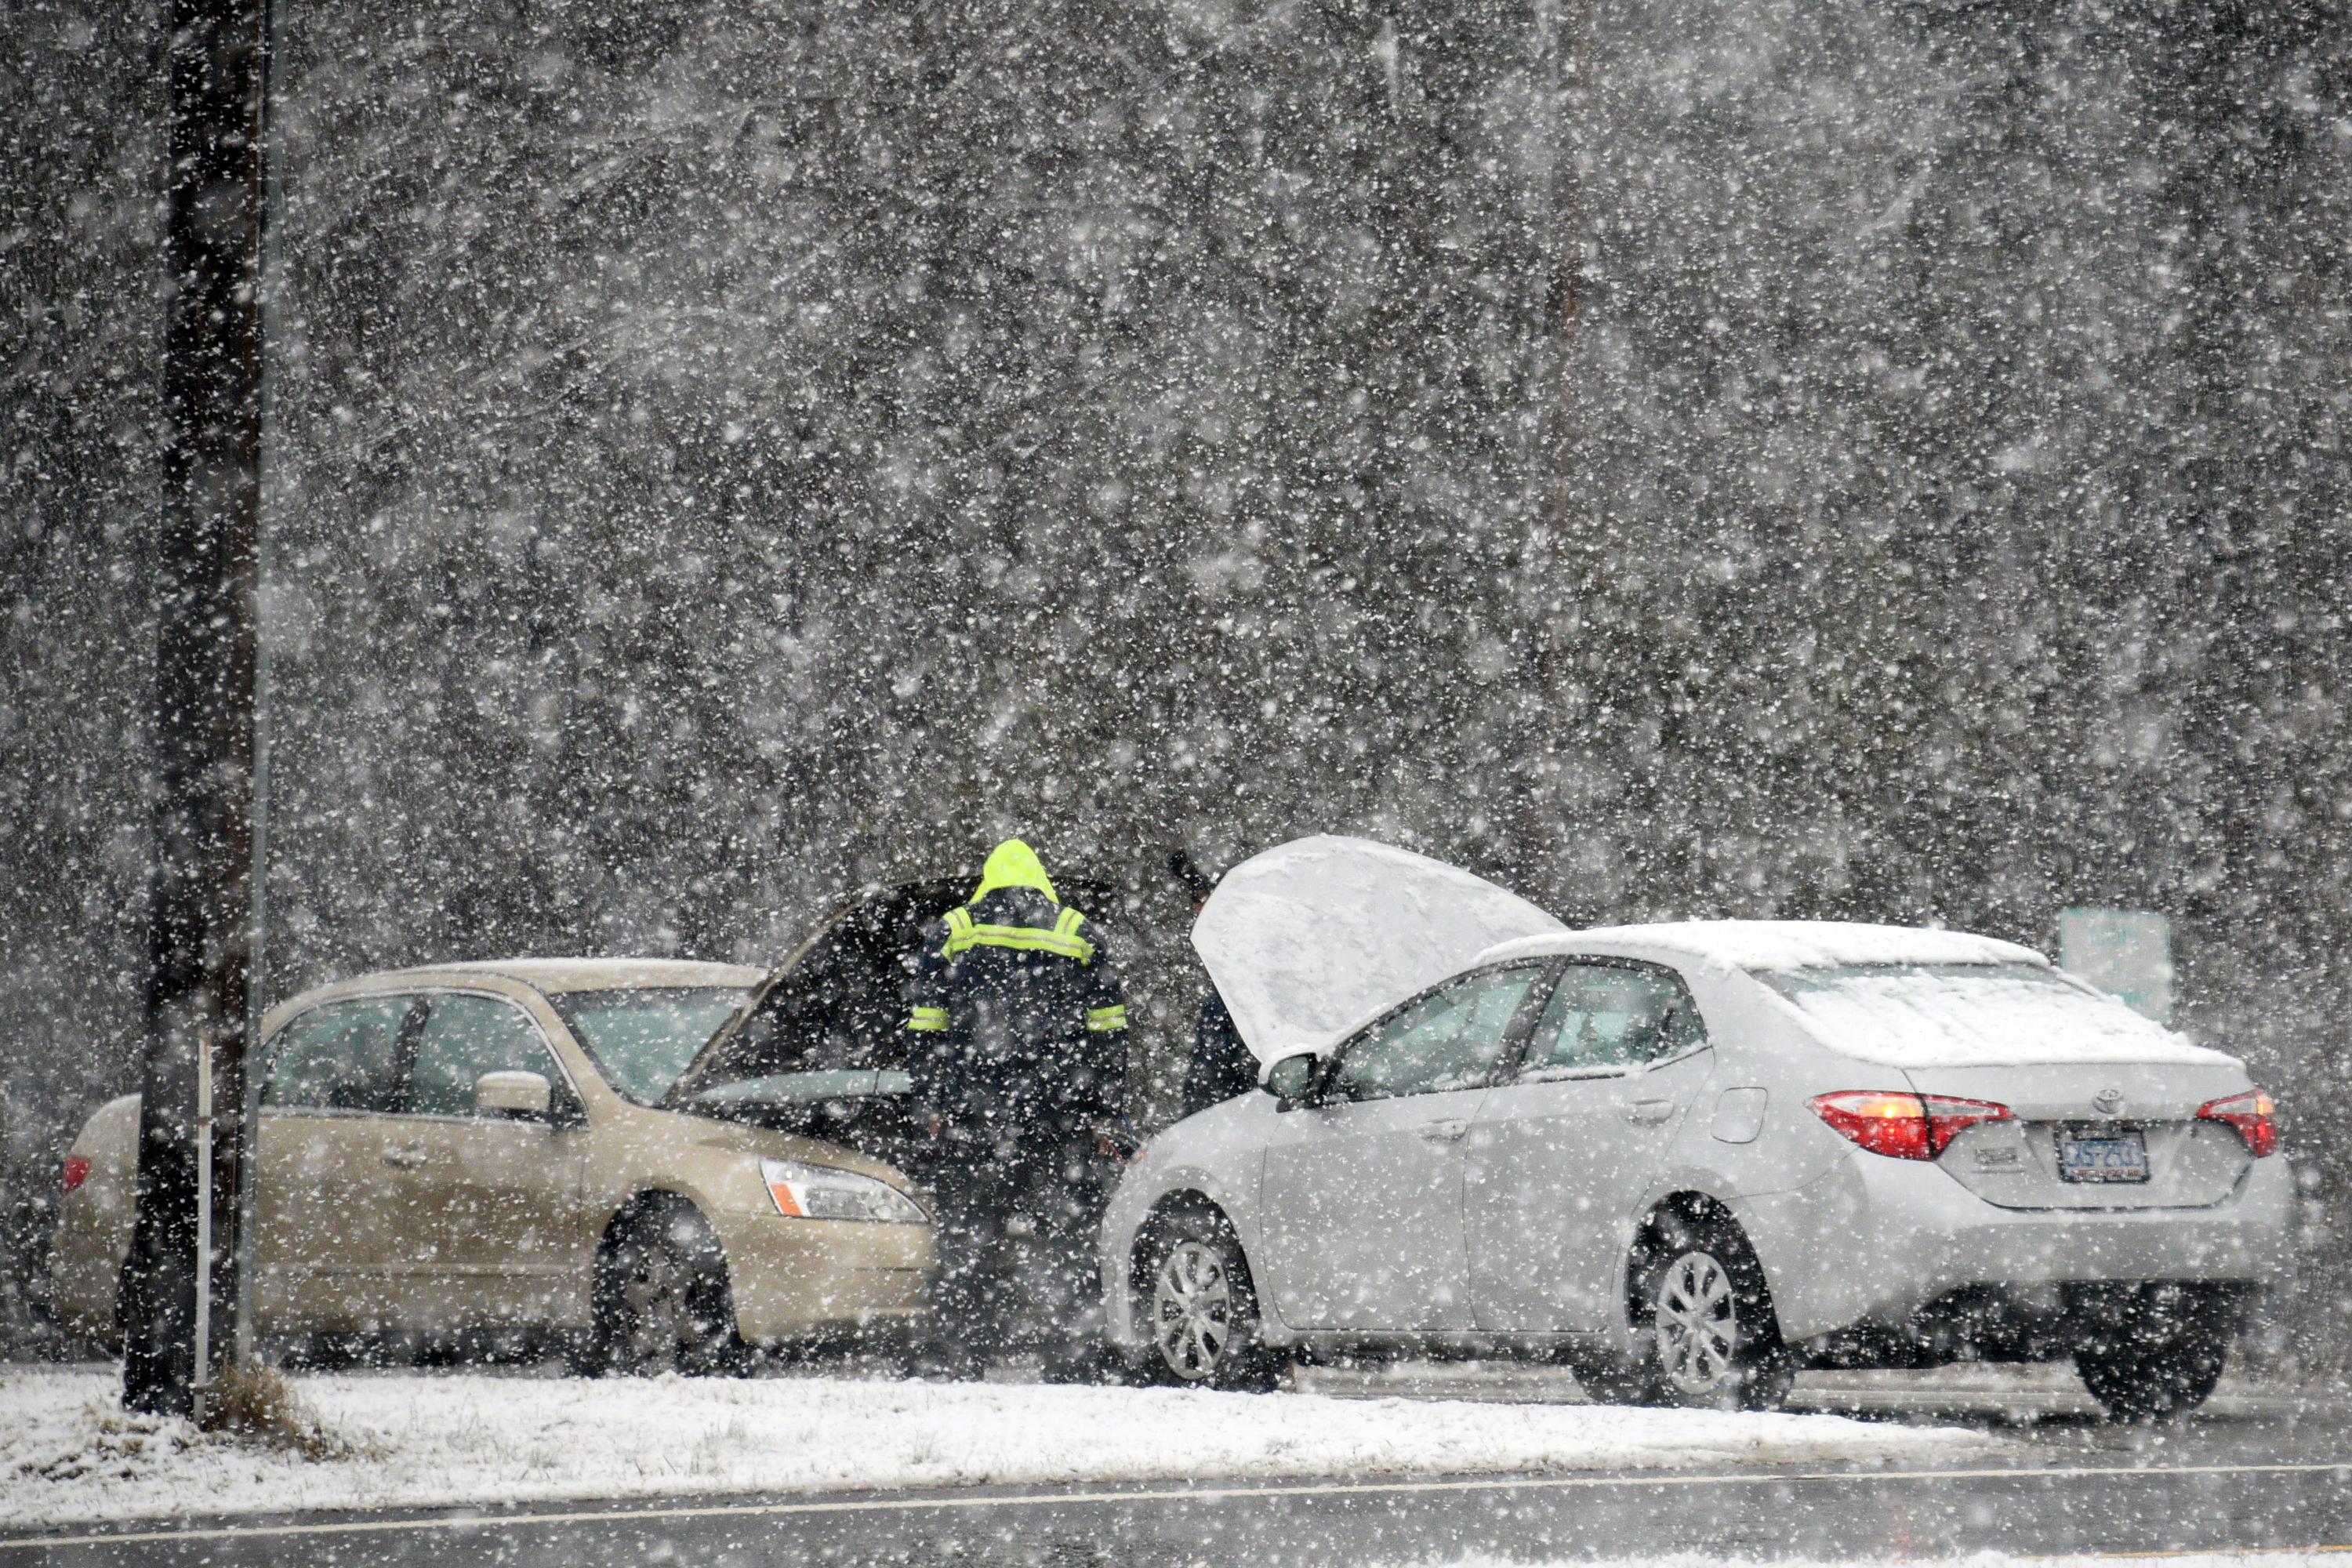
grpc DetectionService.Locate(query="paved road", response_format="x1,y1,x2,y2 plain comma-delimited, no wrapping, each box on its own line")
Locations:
9,1376,2352,1566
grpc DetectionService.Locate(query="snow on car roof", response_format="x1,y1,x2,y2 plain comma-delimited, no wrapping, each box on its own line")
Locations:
380,957,766,993
1481,919,2046,971
1480,921,2234,1068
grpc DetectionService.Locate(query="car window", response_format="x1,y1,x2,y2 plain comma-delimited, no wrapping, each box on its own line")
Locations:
405,994,557,1117
1330,967,1541,1104
263,996,413,1112
1519,964,1706,1080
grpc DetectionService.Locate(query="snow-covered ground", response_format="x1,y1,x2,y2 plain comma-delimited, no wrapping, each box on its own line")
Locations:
1414,1557,2343,1568
1,1365,2005,1530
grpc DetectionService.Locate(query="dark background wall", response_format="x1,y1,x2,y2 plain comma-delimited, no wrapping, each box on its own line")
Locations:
3,0,2346,1358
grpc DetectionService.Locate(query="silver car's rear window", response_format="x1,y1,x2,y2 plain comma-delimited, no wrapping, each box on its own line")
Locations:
1752,961,2200,1068
550,986,750,1104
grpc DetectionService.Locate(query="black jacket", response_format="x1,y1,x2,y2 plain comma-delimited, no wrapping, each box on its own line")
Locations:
1180,989,1258,1118
902,886,1128,1140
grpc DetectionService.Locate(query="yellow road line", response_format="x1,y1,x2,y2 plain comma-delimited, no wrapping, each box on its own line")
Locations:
5,1457,2350,1553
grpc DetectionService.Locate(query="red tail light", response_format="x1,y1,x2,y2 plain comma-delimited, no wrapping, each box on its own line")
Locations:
62,1156,90,1193
1809,1091,2013,1161
2198,1089,2277,1158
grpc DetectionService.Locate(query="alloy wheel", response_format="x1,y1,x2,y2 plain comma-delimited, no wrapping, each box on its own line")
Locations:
619,1237,696,1373
1653,1248,1740,1398
1152,1239,1233,1380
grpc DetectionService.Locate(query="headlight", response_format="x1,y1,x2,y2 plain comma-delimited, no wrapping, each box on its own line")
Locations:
760,1158,926,1224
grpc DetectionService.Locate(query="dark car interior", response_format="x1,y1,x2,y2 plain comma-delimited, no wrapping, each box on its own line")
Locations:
670,877,1117,1170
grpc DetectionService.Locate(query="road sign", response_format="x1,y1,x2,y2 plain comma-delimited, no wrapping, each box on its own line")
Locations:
2058,909,2173,1024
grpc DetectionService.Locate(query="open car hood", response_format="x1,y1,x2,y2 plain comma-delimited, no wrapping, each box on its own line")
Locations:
1191,835,1565,1062
666,876,1118,1107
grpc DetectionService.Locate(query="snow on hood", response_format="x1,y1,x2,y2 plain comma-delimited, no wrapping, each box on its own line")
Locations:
1191,835,1565,1061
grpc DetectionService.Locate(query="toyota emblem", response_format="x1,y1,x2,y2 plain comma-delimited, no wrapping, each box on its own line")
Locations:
2092,1087,2125,1114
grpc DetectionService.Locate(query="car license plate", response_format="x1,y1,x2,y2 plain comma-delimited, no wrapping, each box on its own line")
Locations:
2056,1128,2150,1184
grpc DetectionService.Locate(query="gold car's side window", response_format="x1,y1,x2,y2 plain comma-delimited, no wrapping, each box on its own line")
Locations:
405,994,555,1118
263,996,412,1112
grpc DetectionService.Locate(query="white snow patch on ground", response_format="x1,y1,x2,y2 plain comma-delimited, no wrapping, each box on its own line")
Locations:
2,1366,2004,1530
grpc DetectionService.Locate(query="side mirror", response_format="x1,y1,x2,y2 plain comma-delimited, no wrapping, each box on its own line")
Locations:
1261,1052,1320,1111
474,1069,553,1120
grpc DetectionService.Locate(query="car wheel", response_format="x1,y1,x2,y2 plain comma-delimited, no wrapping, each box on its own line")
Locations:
1629,1214,1791,1411
2075,1291,2231,1421
1135,1209,1279,1392
589,1203,745,1377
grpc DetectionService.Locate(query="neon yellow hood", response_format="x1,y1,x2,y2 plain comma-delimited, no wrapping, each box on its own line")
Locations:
970,839,1058,905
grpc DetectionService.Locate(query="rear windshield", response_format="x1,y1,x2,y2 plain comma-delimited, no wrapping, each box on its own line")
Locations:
549,987,750,1104
1753,961,2207,1068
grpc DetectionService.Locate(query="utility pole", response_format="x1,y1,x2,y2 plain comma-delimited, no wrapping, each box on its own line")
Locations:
1510,0,1592,911
122,0,269,1419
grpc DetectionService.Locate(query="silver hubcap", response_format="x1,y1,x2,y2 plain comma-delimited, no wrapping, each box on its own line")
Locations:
1153,1240,1234,1380
1655,1249,1739,1396
620,1243,694,1370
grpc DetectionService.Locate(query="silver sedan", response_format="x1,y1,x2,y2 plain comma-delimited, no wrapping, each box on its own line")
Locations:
1102,837,2291,1417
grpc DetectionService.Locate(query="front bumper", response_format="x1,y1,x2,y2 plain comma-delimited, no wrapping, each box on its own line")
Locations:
1738,1147,2296,1345
710,1209,935,1345
1098,1180,1155,1354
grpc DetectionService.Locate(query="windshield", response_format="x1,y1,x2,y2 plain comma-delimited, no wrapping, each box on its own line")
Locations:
549,987,750,1104
1754,961,2206,1068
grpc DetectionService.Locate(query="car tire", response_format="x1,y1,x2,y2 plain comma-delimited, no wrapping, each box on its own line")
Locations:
1040,1341,1140,1385
1627,1213,1792,1411
1134,1208,1279,1392
2074,1291,2231,1421
1565,1356,1661,1406
587,1202,746,1377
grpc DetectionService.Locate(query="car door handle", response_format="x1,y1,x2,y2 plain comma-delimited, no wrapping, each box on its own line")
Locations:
1623,1101,1675,1126
1418,1119,1470,1142
381,1146,428,1169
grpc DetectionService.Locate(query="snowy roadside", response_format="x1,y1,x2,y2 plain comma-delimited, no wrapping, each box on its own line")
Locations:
1410,1556,2342,1568
2,1366,2005,1530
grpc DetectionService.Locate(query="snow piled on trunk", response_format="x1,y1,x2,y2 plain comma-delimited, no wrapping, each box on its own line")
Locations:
1,1367,2003,1530
1755,963,2233,1069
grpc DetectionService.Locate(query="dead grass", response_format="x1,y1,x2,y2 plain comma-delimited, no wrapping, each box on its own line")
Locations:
197,1363,354,1461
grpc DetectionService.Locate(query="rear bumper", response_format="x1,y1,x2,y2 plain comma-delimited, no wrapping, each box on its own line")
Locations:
1739,1149,2295,1345
50,1188,128,1343
710,1210,935,1345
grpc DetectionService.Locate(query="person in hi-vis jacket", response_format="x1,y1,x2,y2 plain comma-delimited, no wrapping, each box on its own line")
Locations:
902,839,1130,1377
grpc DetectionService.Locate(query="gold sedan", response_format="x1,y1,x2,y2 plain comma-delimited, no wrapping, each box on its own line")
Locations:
52,958,934,1372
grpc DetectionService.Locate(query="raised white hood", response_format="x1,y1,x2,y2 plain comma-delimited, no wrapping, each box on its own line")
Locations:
1191,835,1566,1061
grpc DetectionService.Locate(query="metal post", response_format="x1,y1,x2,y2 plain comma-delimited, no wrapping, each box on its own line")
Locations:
122,0,270,1419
